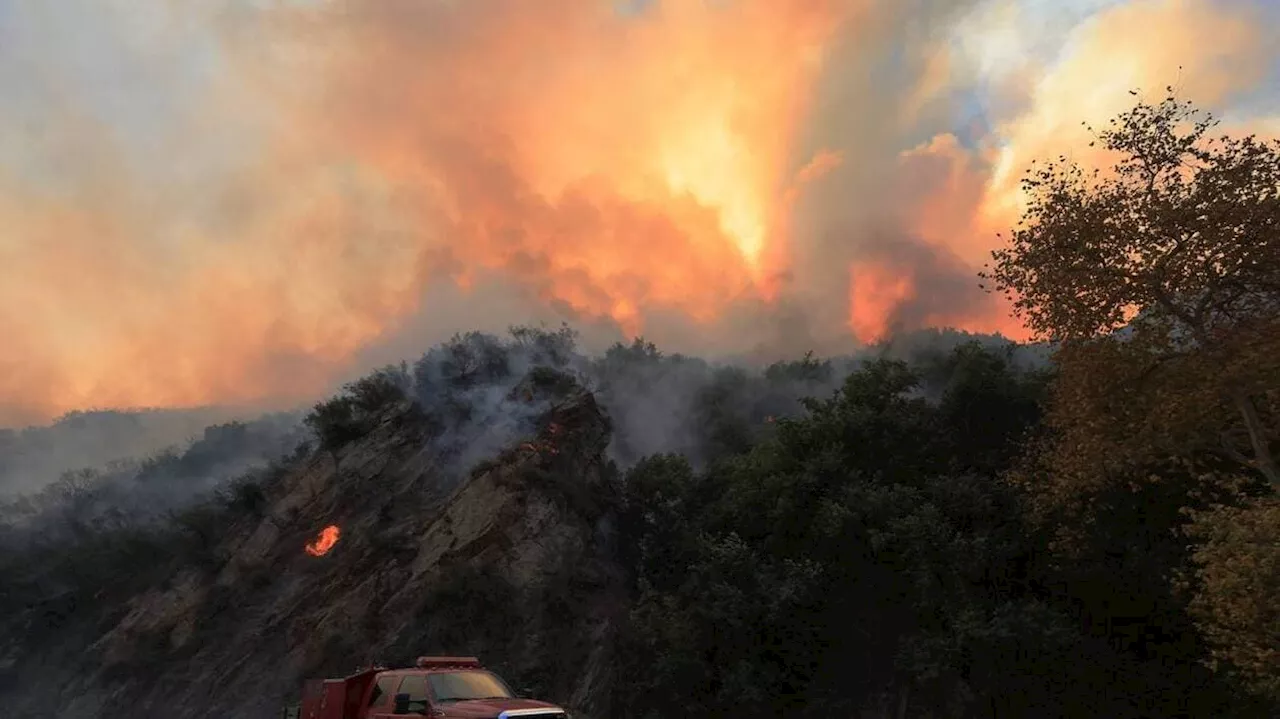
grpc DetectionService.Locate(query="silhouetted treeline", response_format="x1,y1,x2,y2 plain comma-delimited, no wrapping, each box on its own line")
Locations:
298,327,1276,716
0,406,258,495
609,343,1272,716
0,322,1275,716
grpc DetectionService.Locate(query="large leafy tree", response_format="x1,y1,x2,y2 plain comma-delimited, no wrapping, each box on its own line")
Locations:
984,92,1280,489
986,91,1280,704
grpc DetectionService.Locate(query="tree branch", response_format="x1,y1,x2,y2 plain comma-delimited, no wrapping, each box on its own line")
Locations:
1219,430,1254,466
1229,390,1280,491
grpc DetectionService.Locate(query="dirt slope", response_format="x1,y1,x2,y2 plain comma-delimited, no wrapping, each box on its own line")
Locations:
3,377,626,719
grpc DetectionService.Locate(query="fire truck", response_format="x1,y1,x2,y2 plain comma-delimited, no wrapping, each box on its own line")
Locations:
281,656,569,719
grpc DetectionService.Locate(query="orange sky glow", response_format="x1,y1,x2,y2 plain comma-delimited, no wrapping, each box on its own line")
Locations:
0,0,1276,425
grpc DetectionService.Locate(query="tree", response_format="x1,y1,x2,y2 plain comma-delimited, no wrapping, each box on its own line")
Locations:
986,91,1280,706
1182,498,1280,702
984,91,1280,489
611,349,1136,717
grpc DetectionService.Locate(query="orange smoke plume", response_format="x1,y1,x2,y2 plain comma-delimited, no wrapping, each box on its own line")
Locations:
2,0,1277,422
848,263,917,344
0,0,854,424
846,253,1028,343
299,0,852,333
305,525,341,557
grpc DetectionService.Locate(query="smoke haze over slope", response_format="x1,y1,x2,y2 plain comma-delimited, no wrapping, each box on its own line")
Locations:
1,0,1277,425
0,325,1039,498
0,407,249,495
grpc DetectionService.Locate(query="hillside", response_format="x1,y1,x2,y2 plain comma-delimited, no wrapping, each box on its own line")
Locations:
0,407,290,497
0,324,1275,718
1,363,626,718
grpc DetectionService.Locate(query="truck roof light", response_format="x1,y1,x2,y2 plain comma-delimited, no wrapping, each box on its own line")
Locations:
415,656,482,669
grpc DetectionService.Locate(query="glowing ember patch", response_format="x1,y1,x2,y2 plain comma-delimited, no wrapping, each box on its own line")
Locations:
305,525,341,557
848,263,916,344
520,440,560,457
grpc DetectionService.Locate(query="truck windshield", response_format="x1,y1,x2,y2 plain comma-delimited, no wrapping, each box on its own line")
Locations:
427,671,514,702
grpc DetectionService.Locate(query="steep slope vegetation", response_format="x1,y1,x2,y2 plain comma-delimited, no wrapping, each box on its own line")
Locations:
0,408,297,497
2,366,626,719
2,326,1273,718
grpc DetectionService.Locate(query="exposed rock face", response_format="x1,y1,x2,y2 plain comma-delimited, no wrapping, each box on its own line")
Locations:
3,377,627,719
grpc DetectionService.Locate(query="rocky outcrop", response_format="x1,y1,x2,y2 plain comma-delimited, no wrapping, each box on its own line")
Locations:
4,376,627,719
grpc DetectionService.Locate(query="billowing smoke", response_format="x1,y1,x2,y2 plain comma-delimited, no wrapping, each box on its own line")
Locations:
0,411,307,534
1,0,1277,425
0,325,1040,517
0,407,250,496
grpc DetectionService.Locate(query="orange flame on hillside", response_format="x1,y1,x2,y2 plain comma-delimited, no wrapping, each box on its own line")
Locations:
305,525,341,557
518,421,566,458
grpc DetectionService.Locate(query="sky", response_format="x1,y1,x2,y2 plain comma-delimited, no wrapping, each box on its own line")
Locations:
0,0,1277,426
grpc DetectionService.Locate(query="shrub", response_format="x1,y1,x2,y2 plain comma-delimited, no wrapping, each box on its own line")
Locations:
304,396,361,451
218,477,268,517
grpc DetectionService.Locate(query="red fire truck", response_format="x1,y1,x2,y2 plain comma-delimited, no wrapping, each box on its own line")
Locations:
283,656,568,719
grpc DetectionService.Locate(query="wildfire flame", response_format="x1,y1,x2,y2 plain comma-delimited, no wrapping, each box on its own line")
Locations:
518,422,565,458
520,440,561,457
305,525,341,557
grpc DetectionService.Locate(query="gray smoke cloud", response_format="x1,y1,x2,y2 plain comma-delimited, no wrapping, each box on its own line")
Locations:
0,0,1041,427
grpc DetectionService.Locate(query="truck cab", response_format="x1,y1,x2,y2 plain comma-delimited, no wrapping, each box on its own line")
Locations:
293,656,568,719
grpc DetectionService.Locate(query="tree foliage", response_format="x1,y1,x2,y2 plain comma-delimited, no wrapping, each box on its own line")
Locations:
612,351,1181,718
984,91,1280,489
986,91,1280,706
987,92,1280,342
1183,499,1280,701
